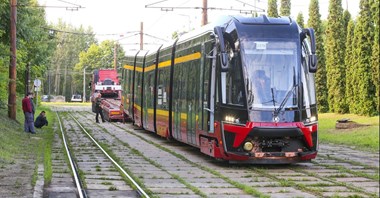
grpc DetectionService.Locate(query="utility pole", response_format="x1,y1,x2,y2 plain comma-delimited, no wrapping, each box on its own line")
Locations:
83,66,88,103
140,22,143,50
201,0,208,26
9,0,17,120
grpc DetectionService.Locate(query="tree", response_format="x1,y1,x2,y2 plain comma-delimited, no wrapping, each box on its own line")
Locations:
342,10,351,37
267,0,279,17
0,0,53,106
371,0,379,112
17,0,55,94
308,0,328,112
296,12,304,28
325,0,346,113
75,40,126,71
350,0,375,115
344,20,356,112
48,21,96,99
280,0,291,16
341,10,351,59
0,0,8,105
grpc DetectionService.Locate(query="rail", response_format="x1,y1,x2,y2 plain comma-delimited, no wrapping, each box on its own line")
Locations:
69,113,150,198
56,112,87,198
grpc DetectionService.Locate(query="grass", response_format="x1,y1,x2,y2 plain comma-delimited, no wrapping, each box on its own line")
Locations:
0,97,55,187
318,113,379,151
36,106,56,186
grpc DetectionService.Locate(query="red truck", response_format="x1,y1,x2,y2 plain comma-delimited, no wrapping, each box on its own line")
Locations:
90,69,124,122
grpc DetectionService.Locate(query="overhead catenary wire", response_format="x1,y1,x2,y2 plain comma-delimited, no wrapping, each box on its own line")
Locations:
233,0,265,12
57,0,82,8
42,27,141,37
19,0,84,10
145,0,265,13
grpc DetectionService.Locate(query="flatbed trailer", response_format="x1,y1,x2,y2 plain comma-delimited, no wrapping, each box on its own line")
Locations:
101,97,124,122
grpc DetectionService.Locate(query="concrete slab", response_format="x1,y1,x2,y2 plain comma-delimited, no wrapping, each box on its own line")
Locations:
86,189,138,198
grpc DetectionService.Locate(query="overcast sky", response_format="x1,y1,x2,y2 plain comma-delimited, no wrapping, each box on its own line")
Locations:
38,0,360,51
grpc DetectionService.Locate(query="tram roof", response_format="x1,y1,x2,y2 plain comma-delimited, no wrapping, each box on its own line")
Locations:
176,15,294,43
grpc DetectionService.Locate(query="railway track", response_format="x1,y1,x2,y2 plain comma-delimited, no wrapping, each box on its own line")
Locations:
53,111,149,197
49,107,379,197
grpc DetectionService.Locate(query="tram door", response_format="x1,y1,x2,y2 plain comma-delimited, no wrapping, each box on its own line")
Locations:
172,63,186,141
186,56,199,146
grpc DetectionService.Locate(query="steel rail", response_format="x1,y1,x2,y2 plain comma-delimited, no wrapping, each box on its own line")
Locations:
55,112,87,198
69,113,150,198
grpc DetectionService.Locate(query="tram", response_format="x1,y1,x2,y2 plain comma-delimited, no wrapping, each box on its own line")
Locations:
121,15,318,164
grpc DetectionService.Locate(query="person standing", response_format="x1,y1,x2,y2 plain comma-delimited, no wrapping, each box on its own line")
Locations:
22,92,35,134
95,93,105,123
35,111,48,128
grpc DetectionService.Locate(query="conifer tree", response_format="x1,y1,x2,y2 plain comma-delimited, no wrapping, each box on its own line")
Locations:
344,20,356,112
341,10,351,59
371,0,379,112
268,0,279,17
308,0,328,112
342,10,351,35
280,0,291,16
351,0,375,115
325,0,346,113
296,12,305,28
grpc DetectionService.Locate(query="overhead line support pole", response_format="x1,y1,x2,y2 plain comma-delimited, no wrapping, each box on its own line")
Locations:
140,22,143,50
83,66,87,103
9,0,17,120
202,0,208,26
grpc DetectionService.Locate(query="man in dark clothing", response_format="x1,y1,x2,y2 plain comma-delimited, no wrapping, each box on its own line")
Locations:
95,93,105,123
22,92,35,134
35,111,48,128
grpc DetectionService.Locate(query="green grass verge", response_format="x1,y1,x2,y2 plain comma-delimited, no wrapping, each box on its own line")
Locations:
318,113,379,151
36,105,55,185
0,97,54,187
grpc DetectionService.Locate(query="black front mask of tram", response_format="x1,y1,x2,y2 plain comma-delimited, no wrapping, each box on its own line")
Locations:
215,19,318,124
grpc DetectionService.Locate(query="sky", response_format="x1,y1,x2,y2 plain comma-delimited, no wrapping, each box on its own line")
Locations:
37,0,360,51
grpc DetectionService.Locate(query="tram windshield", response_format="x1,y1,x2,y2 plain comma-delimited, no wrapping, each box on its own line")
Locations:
241,38,298,110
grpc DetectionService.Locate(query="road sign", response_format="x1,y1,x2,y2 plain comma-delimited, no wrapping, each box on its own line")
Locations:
34,79,41,87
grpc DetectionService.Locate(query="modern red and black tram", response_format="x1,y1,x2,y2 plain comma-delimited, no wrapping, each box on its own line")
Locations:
121,15,318,164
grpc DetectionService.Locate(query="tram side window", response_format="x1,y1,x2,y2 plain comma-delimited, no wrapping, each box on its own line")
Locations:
224,54,244,106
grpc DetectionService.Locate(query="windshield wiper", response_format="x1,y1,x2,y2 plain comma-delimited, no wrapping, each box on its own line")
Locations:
274,85,297,117
271,87,276,109
247,78,254,106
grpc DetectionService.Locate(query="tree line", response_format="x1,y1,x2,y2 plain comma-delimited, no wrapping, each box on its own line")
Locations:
0,0,378,116
268,0,379,116
0,0,126,105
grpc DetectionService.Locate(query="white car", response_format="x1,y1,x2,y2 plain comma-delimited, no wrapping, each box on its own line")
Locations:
71,94,82,102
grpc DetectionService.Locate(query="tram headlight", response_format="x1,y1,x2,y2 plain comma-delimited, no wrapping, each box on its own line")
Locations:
243,141,254,151
225,115,241,124
225,115,235,123
305,116,317,123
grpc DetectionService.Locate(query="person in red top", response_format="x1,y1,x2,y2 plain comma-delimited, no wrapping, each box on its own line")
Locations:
22,92,35,134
